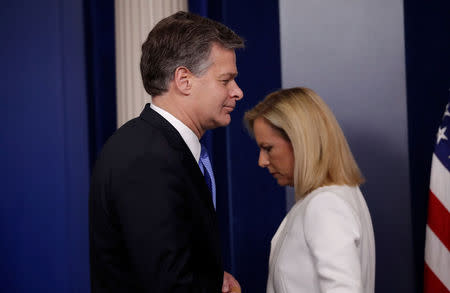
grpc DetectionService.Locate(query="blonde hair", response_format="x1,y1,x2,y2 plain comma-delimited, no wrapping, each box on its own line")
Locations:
244,87,364,200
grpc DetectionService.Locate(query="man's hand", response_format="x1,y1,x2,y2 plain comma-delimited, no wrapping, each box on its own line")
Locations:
222,271,241,293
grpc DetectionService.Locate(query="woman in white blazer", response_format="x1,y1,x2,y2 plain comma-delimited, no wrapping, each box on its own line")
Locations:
244,87,375,293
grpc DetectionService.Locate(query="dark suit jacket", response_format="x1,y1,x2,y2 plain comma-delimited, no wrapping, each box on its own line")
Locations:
89,104,223,292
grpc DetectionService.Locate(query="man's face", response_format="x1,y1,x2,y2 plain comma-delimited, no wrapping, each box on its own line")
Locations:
189,44,244,131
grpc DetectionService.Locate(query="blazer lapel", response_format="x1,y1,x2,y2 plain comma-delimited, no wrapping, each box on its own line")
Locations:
269,216,288,268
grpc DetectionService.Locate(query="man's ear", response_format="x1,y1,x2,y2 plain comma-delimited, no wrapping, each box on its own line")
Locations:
174,66,192,95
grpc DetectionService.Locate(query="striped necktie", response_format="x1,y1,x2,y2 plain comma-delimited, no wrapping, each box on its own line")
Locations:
199,144,216,209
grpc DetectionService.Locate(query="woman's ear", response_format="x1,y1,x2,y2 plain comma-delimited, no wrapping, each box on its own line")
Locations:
174,66,192,94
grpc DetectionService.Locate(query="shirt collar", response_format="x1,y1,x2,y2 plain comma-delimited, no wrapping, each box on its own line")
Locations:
150,103,201,162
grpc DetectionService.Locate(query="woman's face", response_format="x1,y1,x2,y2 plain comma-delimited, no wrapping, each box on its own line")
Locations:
253,117,295,187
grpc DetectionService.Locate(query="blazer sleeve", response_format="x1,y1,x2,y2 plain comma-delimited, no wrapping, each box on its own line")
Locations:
303,191,362,293
113,152,196,292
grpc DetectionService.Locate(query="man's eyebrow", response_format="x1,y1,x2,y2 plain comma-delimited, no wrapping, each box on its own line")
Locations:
218,72,238,78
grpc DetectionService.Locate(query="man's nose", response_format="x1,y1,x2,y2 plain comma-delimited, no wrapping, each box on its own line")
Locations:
231,81,243,101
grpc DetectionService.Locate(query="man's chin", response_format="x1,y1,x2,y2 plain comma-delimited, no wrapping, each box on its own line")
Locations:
205,118,231,132
215,115,231,127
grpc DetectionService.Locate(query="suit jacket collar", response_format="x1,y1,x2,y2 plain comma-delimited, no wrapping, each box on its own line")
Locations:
139,103,218,218
139,103,188,151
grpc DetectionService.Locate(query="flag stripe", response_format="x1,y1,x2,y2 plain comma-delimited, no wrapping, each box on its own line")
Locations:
424,226,450,291
424,263,449,293
425,102,450,293
427,190,450,250
429,154,450,212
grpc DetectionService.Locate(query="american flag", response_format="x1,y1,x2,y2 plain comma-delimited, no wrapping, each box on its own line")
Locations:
424,100,450,293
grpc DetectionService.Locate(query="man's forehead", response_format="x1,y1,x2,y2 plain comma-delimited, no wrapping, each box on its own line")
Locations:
206,45,238,77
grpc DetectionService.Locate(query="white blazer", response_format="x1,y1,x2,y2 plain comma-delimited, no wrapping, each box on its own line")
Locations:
267,185,375,293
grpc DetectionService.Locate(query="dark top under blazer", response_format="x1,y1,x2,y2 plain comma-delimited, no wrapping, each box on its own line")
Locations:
89,104,223,292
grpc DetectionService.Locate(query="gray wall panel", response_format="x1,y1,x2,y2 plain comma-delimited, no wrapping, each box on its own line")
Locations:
279,0,414,292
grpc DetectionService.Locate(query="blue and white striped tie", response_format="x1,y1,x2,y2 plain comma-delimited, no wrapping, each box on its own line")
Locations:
199,144,216,209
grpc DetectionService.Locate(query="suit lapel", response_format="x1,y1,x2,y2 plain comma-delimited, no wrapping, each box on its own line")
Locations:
140,103,222,266
139,103,218,221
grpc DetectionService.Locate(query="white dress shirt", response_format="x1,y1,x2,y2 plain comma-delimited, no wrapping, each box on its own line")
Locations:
267,185,376,293
150,103,201,163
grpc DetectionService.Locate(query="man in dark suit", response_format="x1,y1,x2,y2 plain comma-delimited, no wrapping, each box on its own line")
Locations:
89,11,244,293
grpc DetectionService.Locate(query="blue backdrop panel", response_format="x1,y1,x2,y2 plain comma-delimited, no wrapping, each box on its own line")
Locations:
404,1,450,292
189,1,285,292
84,0,117,167
0,1,90,292
63,1,91,291
222,4,285,292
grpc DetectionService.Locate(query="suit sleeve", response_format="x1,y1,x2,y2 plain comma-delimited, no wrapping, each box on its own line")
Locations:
303,192,362,293
113,153,196,293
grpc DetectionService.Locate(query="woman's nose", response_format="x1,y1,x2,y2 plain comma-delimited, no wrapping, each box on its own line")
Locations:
258,151,269,168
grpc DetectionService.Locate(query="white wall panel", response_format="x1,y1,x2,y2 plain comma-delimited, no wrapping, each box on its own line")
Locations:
115,0,188,127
